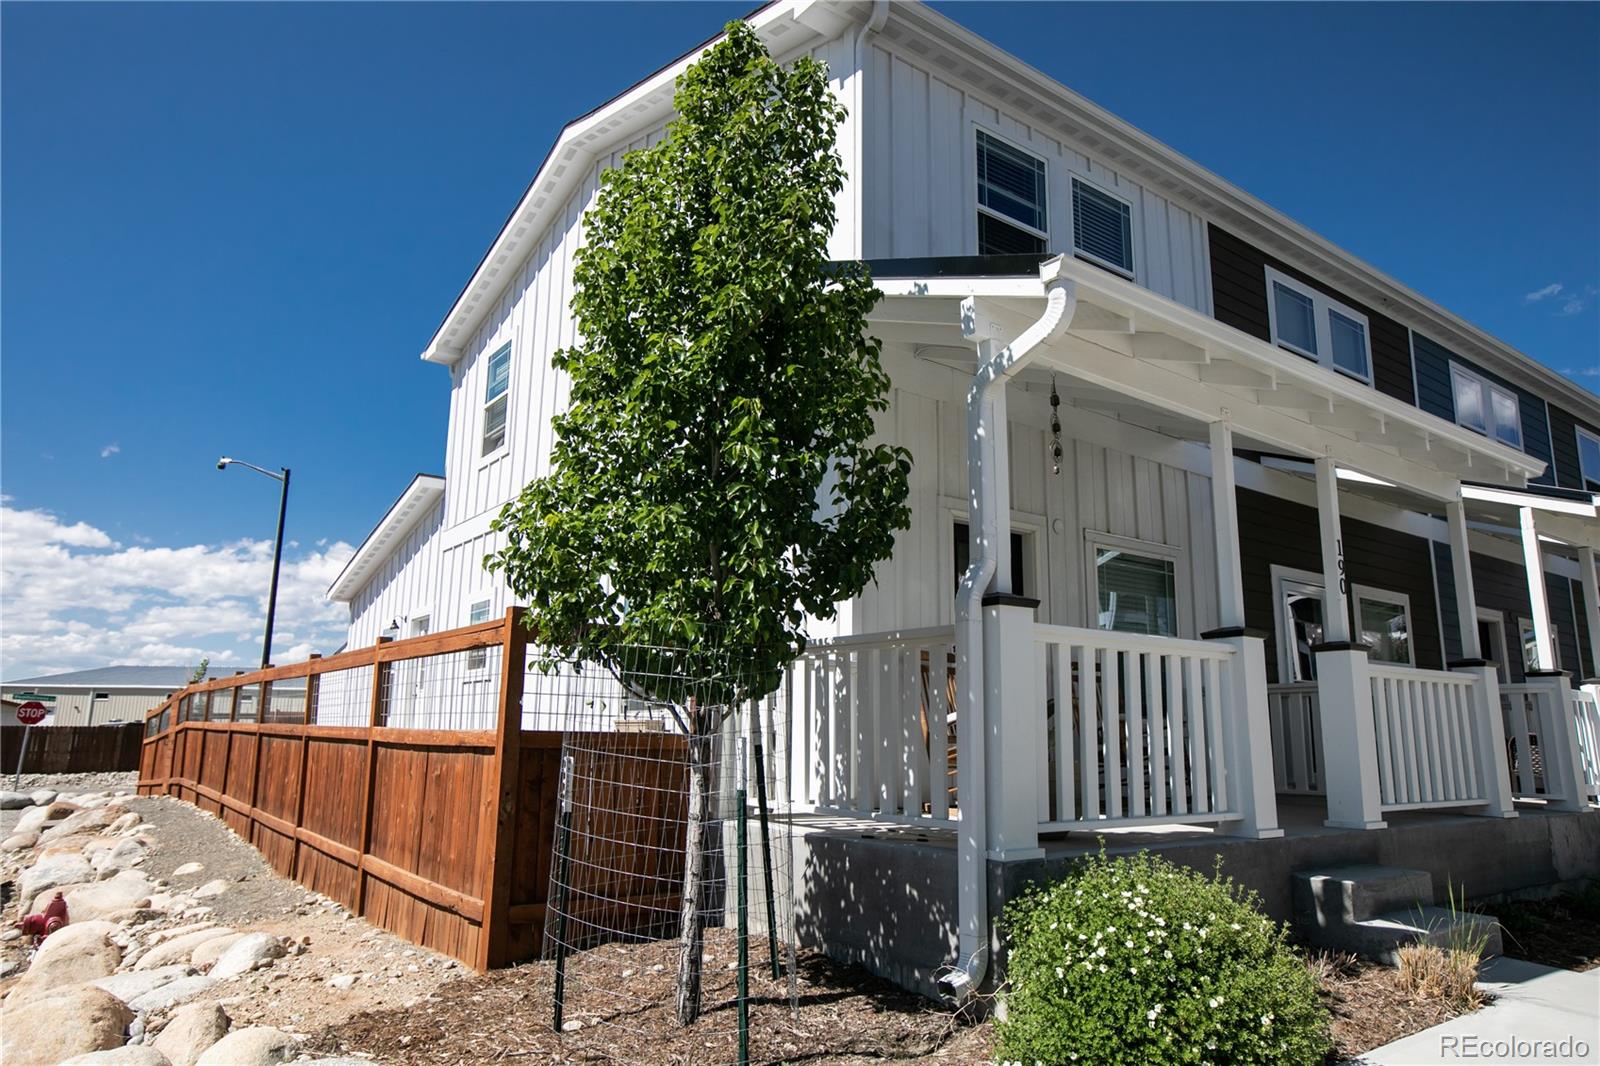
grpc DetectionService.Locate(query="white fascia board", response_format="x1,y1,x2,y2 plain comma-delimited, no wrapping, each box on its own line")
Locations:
419,0,853,367
326,475,446,602
1461,484,1597,518
885,3,1600,423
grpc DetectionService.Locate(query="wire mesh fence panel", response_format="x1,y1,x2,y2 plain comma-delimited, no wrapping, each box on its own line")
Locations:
209,687,235,723
312,665,373,727
261,680,309,724
377,646,502,730
540,640,799,1066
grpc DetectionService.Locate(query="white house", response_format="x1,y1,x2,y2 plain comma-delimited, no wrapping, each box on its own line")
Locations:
326,0,1600,996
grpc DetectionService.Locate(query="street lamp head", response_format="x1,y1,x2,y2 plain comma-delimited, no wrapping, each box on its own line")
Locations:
216,457,231,471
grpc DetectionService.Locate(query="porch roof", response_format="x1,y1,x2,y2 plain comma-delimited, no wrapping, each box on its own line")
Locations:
867,256,1547,503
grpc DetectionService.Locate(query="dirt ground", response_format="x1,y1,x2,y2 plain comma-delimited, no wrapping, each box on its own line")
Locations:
1484,886,1600,973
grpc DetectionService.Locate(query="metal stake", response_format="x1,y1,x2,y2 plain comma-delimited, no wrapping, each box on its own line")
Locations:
12,725,32,790
737,740,750,1066
751,703,780,979
551,753,575,1034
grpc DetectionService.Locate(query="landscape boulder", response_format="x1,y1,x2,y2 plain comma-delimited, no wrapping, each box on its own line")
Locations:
189,933,245,970
0,985,134,1066
4,919,121,1004
152,1003,231,1066
18,849,94,910
0,790,31,810
66,870,157,921
1,831,38,852
193,1027,296,1066
14,800,78,836
208,932,285,980
127,974,217,1013
39,805,124,843
29,789,58,806
91,964,196,1005
135,927,234,970
58,1048,173,1066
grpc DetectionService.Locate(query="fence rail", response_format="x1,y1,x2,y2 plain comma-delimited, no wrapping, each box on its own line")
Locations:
139,610,686,970
1368,664,1485,811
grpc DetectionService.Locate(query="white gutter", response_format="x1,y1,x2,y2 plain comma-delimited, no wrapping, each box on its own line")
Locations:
942,259,1076,1000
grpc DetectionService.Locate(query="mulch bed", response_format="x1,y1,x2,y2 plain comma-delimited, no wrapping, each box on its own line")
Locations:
306,927,990,1065
1483,885,1600,973
1312,952,1476,1062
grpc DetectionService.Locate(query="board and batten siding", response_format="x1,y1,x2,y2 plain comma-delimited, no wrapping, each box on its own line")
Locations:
860,44,1212,315
1208,224,1414,407
1236,486,1443,684
1411,333,1555,486
853,348,1220,638
346,500,447,649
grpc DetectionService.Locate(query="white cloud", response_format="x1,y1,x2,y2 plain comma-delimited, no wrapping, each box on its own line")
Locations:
1524,282,1564,303
100,443,120,459
1565,366,1600,378
0,503,354,679
1525,281,1595,316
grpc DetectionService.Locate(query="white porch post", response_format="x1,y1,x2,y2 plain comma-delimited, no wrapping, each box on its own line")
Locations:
1518,506,1557,671
1206,420,1281,838
1446,499,1481,660
1312,457,1386,829
984,594,1044,858
1579,546,1600,679
1446,497,1516,817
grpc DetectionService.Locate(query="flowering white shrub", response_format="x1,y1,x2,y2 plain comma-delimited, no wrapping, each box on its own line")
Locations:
997,851,1330,1064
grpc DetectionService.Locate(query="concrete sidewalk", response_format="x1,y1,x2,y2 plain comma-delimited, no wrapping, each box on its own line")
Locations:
1351,957,1599,1065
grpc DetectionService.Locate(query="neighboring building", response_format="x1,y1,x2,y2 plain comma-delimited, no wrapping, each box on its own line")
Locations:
321,1,1599,996
2,666,295,726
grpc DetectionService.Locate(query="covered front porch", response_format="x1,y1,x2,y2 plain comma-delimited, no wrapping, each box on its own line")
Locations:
766,255,1598,991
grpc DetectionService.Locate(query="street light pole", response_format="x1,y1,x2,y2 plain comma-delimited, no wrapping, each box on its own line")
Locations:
218,457,291,670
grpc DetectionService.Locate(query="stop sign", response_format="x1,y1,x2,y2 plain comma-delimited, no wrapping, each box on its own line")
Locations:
15,701,47,726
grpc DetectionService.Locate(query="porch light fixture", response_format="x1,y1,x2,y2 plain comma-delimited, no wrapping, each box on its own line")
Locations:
216,456,291,670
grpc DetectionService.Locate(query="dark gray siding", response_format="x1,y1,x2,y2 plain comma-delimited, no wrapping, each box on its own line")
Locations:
1548,403,1600,491
1434,540,1462,662
1410,334,1556,485
1237,487,1443,683
1208,225,1415,406
1471,552,1533,683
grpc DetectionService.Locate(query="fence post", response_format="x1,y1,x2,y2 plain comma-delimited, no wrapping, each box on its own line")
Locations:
479,607,528,970
356,637,392,916
291,656,321,882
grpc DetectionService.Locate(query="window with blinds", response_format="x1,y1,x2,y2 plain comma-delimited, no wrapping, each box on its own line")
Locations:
1071,177,1134,277
976,130,1047,255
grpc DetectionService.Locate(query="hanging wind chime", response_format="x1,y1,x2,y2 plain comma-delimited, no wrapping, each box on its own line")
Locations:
1049,376,1064,475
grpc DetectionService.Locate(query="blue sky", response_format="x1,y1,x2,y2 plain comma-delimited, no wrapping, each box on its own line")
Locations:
2,1,1596,676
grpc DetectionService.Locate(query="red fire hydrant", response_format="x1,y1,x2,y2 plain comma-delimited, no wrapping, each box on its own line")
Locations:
16,892,68,945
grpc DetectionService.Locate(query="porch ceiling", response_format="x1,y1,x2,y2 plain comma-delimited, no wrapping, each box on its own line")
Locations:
870,258,1547,502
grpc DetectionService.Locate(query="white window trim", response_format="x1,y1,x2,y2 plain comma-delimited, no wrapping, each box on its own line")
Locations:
1476,607,1510,683
466,597,494,671
972,125,1051,250
479,342,512,465
1263,266,1374,384
1576,425,1600,490
1270,565,1326,683
947,506,1044,608
1351,583,1415,666
1083,530,1188,638
1448,363,1522,448
1068,170,1138,281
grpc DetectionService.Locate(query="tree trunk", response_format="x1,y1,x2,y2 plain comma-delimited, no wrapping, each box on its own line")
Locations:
676,730,713,1025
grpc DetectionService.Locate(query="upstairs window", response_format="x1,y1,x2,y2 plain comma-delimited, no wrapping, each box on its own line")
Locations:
467,599,493,670
1576,426,1600,491
1450,364,1522,448
1264,267,1372,382
976,130,1047,255
481,343,511,457
1071,177,1135,278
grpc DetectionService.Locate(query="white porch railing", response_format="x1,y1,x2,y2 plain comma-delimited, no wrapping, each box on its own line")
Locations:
780,627,956,824
1267,683,1324,795
1574,686,1600,802
1368,665,1487,811
1034,624,1239,830
1500,682,1562,802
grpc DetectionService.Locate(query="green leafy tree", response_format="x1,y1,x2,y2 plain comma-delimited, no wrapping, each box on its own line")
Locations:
189,657,210,685
486,20,910,1023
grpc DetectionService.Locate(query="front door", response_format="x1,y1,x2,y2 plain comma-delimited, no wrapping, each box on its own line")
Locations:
1280,577,1326,683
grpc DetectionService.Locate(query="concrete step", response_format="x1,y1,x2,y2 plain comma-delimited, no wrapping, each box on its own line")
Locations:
1292,864,1435,926
1312,905,1503,965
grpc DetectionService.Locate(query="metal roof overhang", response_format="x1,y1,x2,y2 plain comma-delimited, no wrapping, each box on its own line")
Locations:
869,257,1547,504
326,474,446,603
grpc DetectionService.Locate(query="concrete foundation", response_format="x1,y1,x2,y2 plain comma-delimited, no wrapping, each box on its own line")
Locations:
761,798,1600,1001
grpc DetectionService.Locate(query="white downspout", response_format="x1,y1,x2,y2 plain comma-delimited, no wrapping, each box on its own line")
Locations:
942,261,1076,999
849,0,888,260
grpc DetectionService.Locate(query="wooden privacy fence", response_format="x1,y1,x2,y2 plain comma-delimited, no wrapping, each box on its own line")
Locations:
138,609,687,970
4,722,144,774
